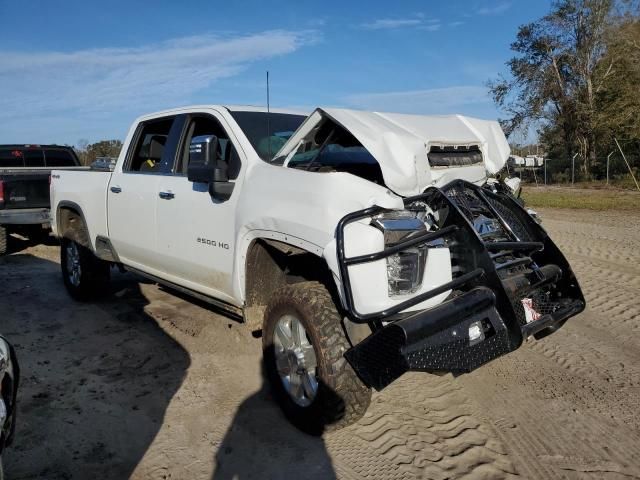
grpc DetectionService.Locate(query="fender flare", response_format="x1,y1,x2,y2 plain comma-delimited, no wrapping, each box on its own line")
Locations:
234,229,325,303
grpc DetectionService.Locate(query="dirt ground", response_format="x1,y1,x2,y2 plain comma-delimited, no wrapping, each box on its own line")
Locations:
1,208,639,479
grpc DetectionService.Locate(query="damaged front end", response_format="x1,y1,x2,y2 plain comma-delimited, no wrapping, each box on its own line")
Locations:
340,180,585,391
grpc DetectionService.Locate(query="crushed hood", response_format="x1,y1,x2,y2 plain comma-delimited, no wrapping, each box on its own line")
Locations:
277,108,510,197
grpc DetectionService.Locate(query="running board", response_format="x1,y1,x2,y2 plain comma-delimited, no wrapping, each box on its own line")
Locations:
124,266,244,320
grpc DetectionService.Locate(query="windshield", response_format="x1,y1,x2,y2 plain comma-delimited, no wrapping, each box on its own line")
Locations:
229,111,306,162
285,119,385,185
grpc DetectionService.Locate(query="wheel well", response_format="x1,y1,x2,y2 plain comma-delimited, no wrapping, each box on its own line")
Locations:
58,206,91,248
244,239,335,328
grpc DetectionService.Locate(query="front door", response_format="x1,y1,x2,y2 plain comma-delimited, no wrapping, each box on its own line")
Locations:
155,112,242,304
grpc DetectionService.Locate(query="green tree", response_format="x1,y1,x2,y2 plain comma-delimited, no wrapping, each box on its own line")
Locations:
489,0,618,178
75,139,123,166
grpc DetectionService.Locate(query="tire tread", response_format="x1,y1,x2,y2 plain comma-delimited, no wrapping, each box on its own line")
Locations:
263,281,371,432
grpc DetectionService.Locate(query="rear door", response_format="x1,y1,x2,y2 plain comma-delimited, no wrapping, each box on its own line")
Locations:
107,116,178,274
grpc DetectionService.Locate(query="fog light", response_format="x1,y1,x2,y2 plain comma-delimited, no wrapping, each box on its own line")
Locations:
468,321,485,345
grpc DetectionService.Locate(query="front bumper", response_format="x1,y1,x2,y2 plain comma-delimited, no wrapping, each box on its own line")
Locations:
339,180,585,390
0,208,50,226
345,286,583,390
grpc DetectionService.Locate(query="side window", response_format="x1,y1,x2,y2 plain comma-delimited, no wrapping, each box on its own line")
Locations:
179,115,241,179
44,149,75,167
24,149,45,167
0,149,25,167
126,117,175,173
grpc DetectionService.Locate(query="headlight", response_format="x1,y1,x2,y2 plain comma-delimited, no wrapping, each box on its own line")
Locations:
372,211,428,297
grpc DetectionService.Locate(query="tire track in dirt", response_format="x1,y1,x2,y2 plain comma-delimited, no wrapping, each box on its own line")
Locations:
327,375,519,479
458,209,640,479
462,344,640,479
543,214,640,353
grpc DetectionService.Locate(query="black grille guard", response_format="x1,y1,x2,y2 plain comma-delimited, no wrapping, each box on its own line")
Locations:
338,180,585,390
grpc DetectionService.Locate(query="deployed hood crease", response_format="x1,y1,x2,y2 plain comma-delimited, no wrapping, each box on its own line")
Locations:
277,108,510,197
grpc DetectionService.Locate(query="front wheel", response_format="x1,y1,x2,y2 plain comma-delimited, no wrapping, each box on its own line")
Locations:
263,282,371,434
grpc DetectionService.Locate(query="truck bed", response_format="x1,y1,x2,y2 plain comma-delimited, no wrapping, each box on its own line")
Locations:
0,167,88,210
49,168,112,244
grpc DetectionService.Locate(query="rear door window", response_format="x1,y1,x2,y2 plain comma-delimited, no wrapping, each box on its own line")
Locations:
0,149,25,167
44,149,77,167
126,117,176,174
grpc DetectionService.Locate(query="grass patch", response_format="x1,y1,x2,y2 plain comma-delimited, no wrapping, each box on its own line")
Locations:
522,187,640,211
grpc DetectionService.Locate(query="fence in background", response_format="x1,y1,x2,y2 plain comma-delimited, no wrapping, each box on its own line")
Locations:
509,144,640,189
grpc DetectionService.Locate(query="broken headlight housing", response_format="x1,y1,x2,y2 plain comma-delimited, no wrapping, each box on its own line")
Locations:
372,211,428,297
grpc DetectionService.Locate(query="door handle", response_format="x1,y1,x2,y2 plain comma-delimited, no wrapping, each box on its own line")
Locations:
110,186,122,194
159,191,175,200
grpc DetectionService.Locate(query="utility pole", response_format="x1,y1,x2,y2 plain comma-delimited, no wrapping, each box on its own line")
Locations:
544,158,547,185
571,153,579,185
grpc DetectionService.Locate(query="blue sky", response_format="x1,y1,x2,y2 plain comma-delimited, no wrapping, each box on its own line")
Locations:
0,0,551,145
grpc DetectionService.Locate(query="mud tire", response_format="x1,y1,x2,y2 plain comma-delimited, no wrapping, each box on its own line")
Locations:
263,281,371,434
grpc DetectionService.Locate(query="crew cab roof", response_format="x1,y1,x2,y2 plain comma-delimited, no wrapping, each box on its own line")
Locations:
135,104,308,121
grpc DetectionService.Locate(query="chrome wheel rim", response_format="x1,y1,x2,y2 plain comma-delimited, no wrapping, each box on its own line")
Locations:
273,314,318,407
66,242,81,287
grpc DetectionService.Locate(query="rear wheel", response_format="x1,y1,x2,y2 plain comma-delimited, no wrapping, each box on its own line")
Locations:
60,215,110,300
0,225,6,255
263,282,371,434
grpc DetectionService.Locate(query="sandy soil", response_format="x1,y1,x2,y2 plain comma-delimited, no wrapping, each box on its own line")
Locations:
1,208,639,479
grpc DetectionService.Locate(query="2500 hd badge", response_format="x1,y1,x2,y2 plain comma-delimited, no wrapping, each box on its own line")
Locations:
197,237,230,249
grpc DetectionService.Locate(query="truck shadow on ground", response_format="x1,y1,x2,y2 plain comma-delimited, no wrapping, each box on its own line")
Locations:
212,362,337,480
1,253,190,480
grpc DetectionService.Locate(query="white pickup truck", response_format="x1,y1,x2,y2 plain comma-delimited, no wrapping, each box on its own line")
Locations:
50,105,585,433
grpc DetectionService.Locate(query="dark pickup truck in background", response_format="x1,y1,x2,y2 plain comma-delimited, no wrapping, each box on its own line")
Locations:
0,145,81,254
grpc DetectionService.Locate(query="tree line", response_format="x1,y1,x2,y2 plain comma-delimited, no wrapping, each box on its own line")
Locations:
74,139,123,166
489,0,640,181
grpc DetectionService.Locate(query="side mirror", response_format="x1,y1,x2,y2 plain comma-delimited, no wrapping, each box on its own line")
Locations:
187,135,228,183
187,135,234,200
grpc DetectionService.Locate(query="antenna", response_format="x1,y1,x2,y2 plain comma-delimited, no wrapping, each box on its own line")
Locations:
266,71,272,159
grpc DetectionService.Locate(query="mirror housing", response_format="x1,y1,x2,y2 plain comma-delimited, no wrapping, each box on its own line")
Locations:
188,135,226,183
187,134,234,200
